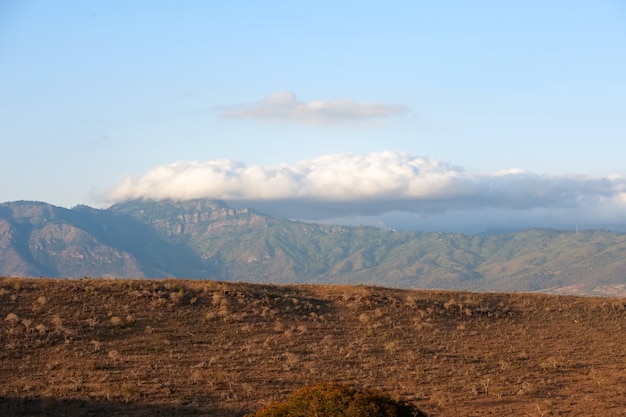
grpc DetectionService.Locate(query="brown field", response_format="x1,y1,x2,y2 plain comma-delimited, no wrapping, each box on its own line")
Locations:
1,277,626,416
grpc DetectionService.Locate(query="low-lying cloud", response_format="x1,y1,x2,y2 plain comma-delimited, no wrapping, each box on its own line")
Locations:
106,151,626,232
218,91,407,126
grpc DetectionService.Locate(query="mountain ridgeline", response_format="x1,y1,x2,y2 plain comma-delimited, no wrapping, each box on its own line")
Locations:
1,199,626,295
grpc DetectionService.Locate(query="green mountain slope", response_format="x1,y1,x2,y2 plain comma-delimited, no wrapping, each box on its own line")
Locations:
2,199,626,295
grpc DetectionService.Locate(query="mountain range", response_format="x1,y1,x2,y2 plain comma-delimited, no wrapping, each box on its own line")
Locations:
1,198,626,296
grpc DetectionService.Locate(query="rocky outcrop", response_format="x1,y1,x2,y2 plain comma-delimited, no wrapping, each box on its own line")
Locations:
110,199,274,239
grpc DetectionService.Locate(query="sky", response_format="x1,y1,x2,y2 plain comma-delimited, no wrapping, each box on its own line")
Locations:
1,1,626,233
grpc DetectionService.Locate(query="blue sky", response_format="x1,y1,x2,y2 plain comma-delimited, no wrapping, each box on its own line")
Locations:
1,1,626,232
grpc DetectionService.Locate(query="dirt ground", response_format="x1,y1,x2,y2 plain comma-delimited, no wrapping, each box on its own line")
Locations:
1,277,626,416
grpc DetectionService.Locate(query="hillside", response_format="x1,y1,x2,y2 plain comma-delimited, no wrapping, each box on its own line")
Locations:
1,277,626,416
2,199,626,294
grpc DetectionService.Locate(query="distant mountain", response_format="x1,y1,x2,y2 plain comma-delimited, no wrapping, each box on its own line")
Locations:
2,199,626,295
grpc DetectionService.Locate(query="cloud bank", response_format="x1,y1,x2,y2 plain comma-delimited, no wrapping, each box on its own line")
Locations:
218,91,407,126
106,151,626,232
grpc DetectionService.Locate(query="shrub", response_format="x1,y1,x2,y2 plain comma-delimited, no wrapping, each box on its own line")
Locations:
246,383,427,417
5,313,20,325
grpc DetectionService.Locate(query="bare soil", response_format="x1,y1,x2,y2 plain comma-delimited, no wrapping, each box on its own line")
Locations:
1,277,626,416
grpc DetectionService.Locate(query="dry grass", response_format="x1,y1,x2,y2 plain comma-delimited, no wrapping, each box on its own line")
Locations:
1,277,626,416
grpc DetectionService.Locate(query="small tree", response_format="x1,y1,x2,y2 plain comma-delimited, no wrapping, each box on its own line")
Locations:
247,383,427,417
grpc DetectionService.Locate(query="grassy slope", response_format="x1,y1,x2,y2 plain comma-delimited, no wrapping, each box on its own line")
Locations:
5,200,626,294
202,225,626,294
1,277,626,416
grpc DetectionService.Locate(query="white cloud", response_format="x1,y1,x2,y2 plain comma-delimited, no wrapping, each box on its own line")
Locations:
106,151,626,231
107,152,466,202
218,91,407,126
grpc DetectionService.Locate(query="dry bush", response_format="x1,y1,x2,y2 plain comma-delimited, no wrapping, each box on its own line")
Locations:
246,383,427,417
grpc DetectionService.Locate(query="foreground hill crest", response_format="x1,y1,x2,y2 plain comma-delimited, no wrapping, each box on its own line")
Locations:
1,278,626,416
2,199,626,295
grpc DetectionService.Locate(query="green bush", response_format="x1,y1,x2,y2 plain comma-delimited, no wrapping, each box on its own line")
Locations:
247,383,427,417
